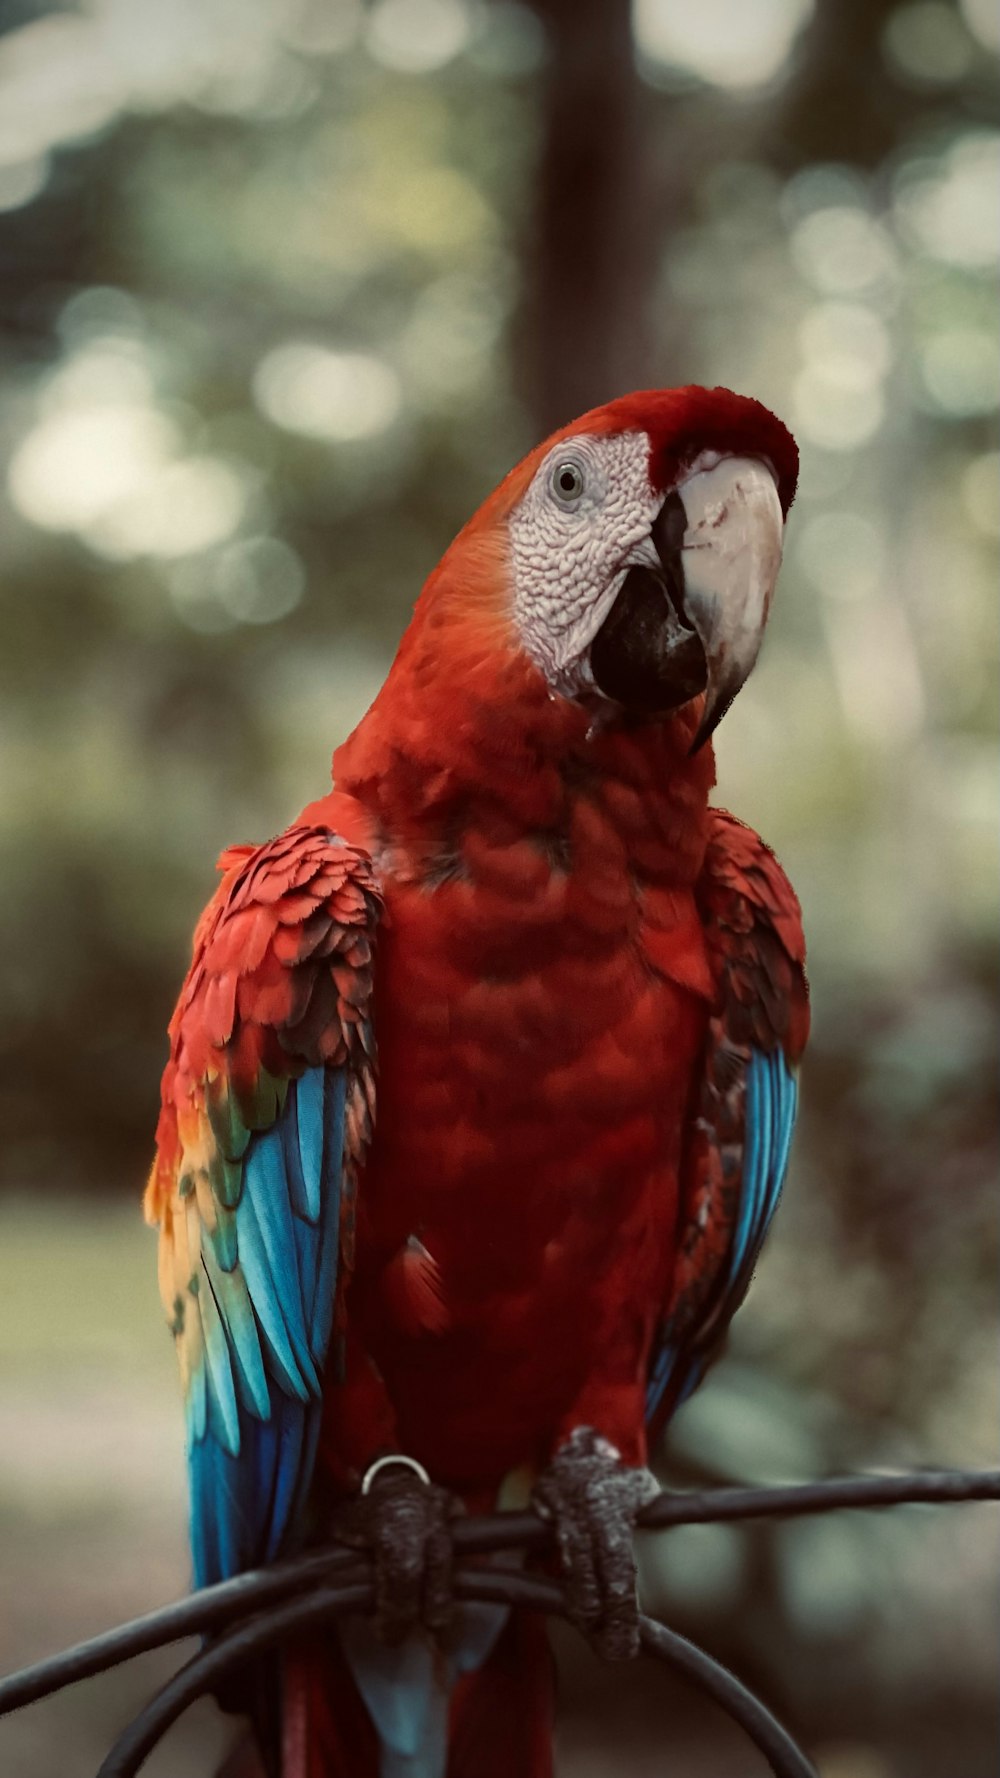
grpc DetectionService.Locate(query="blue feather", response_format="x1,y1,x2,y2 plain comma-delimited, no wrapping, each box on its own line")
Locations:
773,1066,797,1204
340,1623,445,1767
287,1404,324,1537
264,1405,308,1560
201,1240,270,1421
759,1055,787,1238
243,1127,311,1344
189,1437,243,1586
646,1045,799,1429
292,1212,320,1323
339,1602,509,1778
188,1059,351,1591
294,1065,327,1222
280,1081,313,1225
727,1050,772,1290
740,1052,793,1293
185,1348,207,1444
730,1058,761,1278
198,1261,240,1457
205,1201,239,1272
235,1185,315,1400
309,1176,342,1359
305,1070,345,1354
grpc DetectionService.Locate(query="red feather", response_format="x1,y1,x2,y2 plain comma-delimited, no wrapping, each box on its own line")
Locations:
382,1237,452,1337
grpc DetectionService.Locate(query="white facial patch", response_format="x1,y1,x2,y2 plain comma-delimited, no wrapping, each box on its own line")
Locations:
508,430,662,698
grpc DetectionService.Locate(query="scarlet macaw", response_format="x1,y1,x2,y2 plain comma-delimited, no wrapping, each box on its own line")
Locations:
146,386,809,1778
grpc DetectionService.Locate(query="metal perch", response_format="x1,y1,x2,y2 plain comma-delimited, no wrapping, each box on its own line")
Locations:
1,1468,998,1778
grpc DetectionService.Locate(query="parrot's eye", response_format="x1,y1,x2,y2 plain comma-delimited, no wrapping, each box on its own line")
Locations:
550,459,586,505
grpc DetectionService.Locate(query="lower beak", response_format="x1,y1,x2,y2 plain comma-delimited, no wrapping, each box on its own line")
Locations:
589,456,784,750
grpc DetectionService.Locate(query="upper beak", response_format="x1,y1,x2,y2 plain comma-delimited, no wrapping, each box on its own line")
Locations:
650,455,785,751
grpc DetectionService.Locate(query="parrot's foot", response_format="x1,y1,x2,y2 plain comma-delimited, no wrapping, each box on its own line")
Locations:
532,1427,658,1661
334,1455,463,1645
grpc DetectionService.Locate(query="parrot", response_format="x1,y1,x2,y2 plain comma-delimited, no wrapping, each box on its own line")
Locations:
145,384,809,1778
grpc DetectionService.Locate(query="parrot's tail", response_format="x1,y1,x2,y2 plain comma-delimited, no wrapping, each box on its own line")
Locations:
279,1609,554,1778
448,1611,555,1777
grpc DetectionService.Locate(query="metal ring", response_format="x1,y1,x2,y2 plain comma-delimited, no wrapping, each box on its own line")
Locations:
360,1453,432,1495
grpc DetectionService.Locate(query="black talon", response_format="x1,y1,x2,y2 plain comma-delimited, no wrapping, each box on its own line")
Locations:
532,1427,658,1661
334,1456,463,1645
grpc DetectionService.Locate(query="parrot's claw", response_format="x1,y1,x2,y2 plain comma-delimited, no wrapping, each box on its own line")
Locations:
532,1427,658,1661
335,1455,463,1645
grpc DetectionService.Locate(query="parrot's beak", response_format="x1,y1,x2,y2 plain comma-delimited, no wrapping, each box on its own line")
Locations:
588,456,784,749
658,456,784,751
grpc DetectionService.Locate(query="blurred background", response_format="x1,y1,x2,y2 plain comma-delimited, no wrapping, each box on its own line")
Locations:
0,0,996,1772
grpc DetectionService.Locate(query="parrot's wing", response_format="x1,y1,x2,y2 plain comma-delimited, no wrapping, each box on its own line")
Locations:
145,821,380,1587
645,810,809,1438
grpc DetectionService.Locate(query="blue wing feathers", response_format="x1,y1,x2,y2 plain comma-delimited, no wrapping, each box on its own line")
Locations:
732,1057,763,1270
724,1050,784,1297
285,1066,344,1348
309,1181,342,1361
294,1063,327,1221
646,1045,799,1426
243,1126,312,1340
190,1437,252,1586
185,1345,208,1446
201,1241,270,1420
233,1187,315,1400
204,1205,239,1272
279,1083,312,1223
309,1069,346,1355
256,1405,308,1564
198,1261,241,1456
188,1064,346,1587
773,1065,797,1202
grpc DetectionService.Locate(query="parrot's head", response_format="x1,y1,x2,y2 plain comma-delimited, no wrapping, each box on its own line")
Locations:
470,385,798,750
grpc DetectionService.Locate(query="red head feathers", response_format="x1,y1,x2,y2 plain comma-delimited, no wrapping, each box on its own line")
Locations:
340,385,797,784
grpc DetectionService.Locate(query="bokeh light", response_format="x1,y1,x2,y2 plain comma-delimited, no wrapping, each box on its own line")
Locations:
959,0,1000,51
882,1,975,85
634,0,814,90
790,205,899,297
365,0,472,74
8,406,181,533
919,327,1000,416
894,132,1000,269
252,344,403,441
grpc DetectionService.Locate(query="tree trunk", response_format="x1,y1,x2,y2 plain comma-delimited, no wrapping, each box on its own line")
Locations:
517,0,657,433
